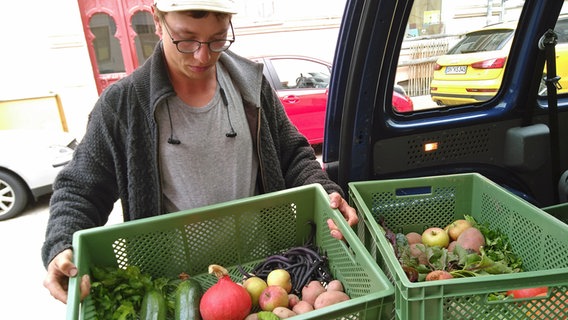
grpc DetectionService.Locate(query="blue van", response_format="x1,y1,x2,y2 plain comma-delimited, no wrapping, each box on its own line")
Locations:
323,0,568,209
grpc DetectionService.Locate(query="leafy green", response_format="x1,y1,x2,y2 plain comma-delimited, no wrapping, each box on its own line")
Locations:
89,265,174,320
388,214,523,282
258,311,281,320
465,215,523,271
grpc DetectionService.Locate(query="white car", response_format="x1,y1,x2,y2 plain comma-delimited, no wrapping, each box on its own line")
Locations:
0,129,77,220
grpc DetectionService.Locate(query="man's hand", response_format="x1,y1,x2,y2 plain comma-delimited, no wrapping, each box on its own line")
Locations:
43,249,91,304
327,192,358,240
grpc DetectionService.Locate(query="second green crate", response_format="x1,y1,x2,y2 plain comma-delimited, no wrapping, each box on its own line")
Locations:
349,173,568,320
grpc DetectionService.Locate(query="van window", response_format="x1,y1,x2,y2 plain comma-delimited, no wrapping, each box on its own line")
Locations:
395,1,568,109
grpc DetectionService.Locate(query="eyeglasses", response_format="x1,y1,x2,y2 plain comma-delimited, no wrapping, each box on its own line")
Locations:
161,19,235,54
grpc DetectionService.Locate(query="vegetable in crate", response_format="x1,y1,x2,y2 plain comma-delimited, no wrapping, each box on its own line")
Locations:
175,272,203,320
199,264,252,320
381,215,523,282
242,246,332,296
89,265,168,320
140,288,167,320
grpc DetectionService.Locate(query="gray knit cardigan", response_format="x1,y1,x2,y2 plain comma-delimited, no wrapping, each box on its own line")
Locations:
41,43,343,267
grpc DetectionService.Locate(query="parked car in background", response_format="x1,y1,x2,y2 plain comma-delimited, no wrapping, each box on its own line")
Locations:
430,15,568,106
0,130,76,220
250,55,413,144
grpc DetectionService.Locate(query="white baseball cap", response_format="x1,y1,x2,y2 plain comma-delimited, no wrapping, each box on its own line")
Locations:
155,0,238,14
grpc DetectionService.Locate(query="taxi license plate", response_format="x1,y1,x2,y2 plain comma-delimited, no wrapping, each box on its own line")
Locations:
445,66,467,74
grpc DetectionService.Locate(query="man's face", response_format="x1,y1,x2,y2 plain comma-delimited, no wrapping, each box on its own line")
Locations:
156,11,231,82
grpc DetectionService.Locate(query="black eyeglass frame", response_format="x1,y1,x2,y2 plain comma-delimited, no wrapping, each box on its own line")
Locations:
161,19,235,54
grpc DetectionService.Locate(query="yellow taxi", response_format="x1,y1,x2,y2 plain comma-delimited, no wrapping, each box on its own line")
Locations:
430,16,568,106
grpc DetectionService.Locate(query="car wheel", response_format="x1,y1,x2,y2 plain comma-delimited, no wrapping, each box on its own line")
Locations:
0,171,29,221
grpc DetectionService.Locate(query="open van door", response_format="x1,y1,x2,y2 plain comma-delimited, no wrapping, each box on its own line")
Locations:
323,0,568,208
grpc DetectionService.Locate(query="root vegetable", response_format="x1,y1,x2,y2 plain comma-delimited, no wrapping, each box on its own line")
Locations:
447,241,457,252
313,290,350,309
272,307,297,318
326,279,344,292
425,270,453,281
292,300,314,314
301,280,326,305
409,243,429,265
287,294,300,308
405,232,422,244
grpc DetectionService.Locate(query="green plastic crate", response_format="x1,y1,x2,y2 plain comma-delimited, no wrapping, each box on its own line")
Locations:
543,203,568,225
66,184,394,320
348,173,568,320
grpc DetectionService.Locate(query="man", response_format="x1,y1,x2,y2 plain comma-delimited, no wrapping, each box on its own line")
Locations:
42,0,357,304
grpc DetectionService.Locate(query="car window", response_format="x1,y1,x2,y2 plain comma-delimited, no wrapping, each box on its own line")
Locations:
557,18,568,43
447,29,513,54
270,58,331,89
395,0,568,110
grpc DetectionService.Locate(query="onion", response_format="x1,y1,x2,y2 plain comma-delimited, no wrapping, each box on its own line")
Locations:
199,264,252,320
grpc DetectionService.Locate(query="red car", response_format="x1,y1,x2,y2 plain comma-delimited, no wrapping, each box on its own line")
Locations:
250,55,413,145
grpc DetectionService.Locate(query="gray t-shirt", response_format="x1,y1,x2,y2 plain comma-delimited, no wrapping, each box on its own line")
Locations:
156,64,258,212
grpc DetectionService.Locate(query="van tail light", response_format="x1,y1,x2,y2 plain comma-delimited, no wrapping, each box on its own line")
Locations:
433,63,443,71
471,57,507,69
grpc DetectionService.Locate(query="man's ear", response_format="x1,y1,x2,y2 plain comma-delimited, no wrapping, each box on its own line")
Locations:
152,10,163,38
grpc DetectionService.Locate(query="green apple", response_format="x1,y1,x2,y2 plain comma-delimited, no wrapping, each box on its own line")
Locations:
422,227,450,248
243,276,268,307
266,269,292,293
444,219,472,241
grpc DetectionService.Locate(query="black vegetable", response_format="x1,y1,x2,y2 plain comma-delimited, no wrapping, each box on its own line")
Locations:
239,220,332,296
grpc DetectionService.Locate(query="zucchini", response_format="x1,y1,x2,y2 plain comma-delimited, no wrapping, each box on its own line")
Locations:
140,288,167,320
175,273,203,320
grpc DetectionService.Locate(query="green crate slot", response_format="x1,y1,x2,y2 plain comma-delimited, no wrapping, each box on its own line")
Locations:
349,173,568,320
67,184,394,320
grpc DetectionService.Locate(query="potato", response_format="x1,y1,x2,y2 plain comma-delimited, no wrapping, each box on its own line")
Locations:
313,290,350,309
288,293,300,308
244,313,259,320
326,279,344,292
301,280,326,305
272,307,297,319
292,300,315,314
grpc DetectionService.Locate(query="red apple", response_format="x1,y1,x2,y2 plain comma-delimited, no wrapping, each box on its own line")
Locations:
259,285,289,311
422,227,450,248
